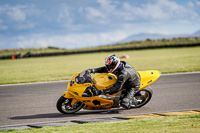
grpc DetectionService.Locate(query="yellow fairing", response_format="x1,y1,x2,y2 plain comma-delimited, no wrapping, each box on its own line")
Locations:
93,73,117,90
138,70,161,91
80,96,114,110
63,70,160,110
65,84,114,109
63,72,114,109
93,71,160,92
66,72,93,97
63,91,74,99
63,91,79,107
63,91,114,109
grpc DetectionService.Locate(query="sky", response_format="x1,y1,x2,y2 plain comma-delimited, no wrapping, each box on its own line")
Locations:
0,0,200,50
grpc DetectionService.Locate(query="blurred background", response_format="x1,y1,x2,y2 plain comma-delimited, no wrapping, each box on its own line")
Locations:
0,0,200,50
0,0,200,84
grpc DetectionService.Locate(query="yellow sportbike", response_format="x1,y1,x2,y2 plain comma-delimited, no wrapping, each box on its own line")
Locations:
57,70,161,114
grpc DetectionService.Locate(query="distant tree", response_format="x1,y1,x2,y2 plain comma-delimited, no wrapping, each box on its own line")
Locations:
48,46,60,49
161,38,167,42
146,38,151,41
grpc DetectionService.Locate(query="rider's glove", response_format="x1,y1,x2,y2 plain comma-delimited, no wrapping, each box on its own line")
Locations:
87,68,95,74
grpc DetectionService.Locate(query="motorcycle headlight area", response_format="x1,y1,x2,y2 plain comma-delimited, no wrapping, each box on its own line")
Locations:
75,76,86,84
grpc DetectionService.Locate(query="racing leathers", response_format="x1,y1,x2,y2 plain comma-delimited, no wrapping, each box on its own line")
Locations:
90,61,140,109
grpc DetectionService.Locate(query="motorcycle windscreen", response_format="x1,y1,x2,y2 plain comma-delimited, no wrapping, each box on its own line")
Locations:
75,70,92,84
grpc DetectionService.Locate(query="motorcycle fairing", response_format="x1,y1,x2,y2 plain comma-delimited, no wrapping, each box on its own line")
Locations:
63,70,160,110
93,73,117,90
64,71,115,109
137,70,161,91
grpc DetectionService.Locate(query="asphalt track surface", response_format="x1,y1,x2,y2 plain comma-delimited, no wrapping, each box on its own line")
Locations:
0,72,200,127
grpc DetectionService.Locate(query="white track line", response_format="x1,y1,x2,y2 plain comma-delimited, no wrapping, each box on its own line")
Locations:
1,71,200,87
161,71,200,76
0,80,67,87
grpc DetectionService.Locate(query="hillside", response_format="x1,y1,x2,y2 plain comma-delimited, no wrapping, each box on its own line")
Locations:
118,29,200,43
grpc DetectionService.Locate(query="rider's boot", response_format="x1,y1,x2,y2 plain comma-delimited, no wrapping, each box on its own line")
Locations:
121,88,137,109
121,98,131,109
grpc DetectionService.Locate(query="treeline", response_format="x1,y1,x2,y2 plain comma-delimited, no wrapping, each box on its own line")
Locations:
1,43,200,60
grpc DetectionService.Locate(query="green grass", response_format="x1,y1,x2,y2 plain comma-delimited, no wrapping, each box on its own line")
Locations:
0,47,200,85
1,114,200,133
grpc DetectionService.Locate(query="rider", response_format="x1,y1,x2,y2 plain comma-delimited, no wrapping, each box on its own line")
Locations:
88,54,140,109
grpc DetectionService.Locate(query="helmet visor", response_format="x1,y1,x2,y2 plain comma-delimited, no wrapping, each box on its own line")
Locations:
106,61,120,73
106,64,115,72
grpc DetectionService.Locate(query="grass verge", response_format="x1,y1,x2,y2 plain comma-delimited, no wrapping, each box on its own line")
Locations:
1,114,200,133
0,47,200,85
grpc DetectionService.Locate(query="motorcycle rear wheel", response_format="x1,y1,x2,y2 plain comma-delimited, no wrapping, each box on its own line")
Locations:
130,86,153,108
57,96,84,114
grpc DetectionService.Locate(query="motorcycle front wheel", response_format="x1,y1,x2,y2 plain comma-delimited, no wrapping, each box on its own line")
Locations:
130,86,153,108
56,96,84,114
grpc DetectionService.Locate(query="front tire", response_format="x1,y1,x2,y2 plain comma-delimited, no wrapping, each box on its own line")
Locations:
130,86,153,108
56,96,84,114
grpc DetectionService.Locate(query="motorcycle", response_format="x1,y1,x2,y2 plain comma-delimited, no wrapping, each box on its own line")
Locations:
57,70,161,114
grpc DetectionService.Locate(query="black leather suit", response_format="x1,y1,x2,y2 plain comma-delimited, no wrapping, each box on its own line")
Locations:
91,61,140,108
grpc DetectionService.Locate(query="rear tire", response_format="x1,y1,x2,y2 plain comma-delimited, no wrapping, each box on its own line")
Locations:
130,86,153,108
56,96,84,114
